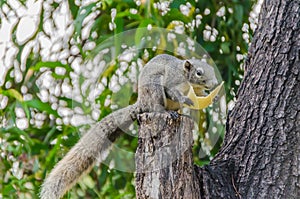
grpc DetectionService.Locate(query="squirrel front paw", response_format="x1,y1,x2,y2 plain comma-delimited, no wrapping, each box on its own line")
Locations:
180,96,194,106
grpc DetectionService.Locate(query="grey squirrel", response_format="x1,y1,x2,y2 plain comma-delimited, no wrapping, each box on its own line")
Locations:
40,54,218,199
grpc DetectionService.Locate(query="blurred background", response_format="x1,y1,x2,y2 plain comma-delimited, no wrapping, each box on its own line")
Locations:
0,0,262,198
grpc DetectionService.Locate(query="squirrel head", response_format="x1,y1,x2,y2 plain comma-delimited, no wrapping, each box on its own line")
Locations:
183,59,218,91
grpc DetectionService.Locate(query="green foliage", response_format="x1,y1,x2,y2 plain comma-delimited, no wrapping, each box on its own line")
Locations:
0,0,255,198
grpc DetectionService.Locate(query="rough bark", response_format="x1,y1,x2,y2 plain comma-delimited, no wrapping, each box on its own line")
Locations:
135,0,299,198
135,112,200,199
135,112,239,199
213,0,300,198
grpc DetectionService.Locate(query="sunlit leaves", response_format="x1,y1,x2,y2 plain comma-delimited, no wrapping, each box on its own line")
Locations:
31,61,72,72
163,8,191,24
0,89,23,102
24,99,59,118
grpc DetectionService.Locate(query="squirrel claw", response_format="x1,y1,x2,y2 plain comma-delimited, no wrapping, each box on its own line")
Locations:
168,111,179,119
183,97,194,106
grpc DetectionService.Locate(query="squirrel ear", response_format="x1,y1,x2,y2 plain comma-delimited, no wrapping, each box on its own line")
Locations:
184,60,192,71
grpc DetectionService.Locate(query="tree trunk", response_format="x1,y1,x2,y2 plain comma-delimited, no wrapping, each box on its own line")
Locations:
135,0,300,198
135,112,200,199
213,0,300,197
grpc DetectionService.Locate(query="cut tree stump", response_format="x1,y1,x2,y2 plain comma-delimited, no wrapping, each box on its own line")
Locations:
135,112,200,199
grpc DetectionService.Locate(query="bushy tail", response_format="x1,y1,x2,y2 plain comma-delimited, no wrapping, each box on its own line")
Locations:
40,103,140,199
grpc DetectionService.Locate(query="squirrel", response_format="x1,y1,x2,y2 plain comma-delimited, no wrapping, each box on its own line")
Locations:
40,54,218,199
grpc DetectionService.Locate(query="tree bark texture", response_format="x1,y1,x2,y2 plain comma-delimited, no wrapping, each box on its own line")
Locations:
213,0,300,198
136,112,239,199
216,0,300,198
135,112,201,199
135,0,299,198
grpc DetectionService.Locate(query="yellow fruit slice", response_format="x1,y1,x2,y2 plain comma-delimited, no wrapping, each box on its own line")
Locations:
184,81,224,110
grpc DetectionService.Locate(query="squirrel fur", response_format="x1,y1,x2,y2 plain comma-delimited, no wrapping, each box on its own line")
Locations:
40,54,218,199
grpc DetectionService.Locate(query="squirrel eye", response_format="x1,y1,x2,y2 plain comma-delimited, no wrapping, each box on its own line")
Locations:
196,68,204,76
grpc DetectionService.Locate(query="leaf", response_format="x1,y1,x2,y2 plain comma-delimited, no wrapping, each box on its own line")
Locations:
90,15,111,37
3,67,15,85
51,73,65,79
21,101,31,119
45,135,63,166
104,0,113,6
58,97,82,109
16,45,26,64
185,81,224,110
0,0,7,8
2,184,16,196
234,5,244,25
11,17,21,46
221,42,231,54
170,0,187,9
162,8,190,24
1,127,33,153
1,127,24,139
7,102,16,124
51,2,59,9
38,5,45,32
101,63,117,78
0,89,23,102
24,99,59,117
116,10,142,21
31,61,72,72
68,0,79,19
114,17,124,55
112,174,126,190
42,127,57,144
82,175,95,189
98,165,109,185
